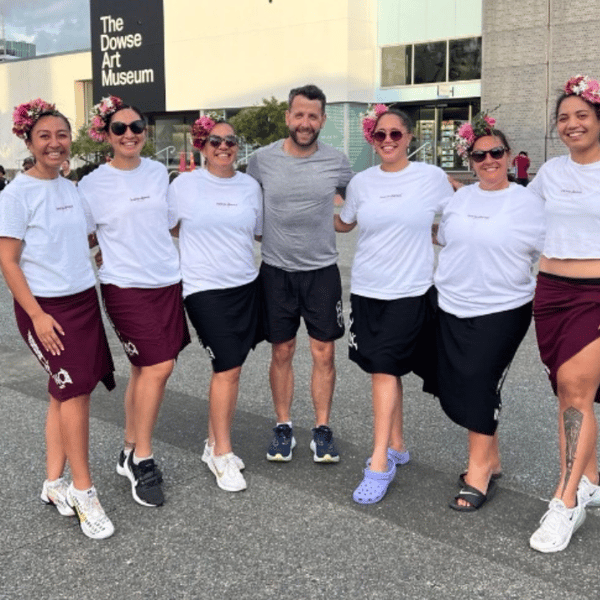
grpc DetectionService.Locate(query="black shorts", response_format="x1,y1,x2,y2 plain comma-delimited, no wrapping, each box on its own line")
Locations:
184,278,264,372
434,303,532,435
259,262,345,344
348,289,436,377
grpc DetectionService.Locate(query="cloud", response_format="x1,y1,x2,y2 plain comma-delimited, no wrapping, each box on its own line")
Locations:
0,0,90,55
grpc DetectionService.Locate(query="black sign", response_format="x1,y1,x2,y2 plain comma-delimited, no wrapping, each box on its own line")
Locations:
90,0,165,112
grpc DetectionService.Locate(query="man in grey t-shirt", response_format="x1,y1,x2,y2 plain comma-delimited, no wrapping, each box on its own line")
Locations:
247,84,353,464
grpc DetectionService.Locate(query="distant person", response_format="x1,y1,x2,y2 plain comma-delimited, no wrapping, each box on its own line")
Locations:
0,166,7,191
0,98,115,539
22,156,35,172
247,84,353,463
512,151,530,186
60,159,76,183
79,95,190,508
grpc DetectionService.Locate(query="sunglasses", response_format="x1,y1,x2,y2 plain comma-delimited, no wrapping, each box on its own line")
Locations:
207,135,239,148
470,146,507,162
109,120,146,136
372,130,404,143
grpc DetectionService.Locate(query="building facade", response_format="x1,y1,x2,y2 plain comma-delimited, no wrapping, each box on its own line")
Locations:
0,0,597,174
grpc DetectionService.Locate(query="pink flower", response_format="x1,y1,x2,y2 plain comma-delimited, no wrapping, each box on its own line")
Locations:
191,116,217,149
361,103,388,144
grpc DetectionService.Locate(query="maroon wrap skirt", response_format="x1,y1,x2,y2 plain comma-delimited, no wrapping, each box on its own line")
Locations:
101,282,191,367
534,271,600,403
14,287,116,401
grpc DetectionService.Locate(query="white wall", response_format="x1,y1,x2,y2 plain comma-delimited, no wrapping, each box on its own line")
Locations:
378,0,481,45
163,0,377,110
0,51,91,171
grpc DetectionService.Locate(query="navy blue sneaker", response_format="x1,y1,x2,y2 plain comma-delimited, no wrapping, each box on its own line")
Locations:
266,424,296,462
310,425,340,463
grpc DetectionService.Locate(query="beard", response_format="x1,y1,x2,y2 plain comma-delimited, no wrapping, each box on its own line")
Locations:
288,126,320,148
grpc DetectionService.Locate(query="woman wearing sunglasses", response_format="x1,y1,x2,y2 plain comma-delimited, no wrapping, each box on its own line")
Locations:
0,99,116,539
335,106,453,504
78,96,190,508
168,118,263,492
527,75,600,553
433,113,544,511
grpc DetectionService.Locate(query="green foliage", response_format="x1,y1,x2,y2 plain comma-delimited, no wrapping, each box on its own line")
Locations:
230,97,288,147
70,124,156,164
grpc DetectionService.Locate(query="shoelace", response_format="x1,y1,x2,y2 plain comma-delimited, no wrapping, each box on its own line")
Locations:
541,503,571,532
134,460,162,485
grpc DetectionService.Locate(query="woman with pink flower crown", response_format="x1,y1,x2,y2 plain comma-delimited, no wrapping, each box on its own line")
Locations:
78,96,190,509
0,99,116,539
334,105,453,504
527,75,600,553
432,114,545,513
169,117,263,492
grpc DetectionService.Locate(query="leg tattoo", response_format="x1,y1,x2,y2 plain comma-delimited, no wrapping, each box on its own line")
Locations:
562,407,583,496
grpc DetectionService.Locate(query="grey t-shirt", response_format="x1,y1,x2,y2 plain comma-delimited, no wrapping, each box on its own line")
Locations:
247,139,353,271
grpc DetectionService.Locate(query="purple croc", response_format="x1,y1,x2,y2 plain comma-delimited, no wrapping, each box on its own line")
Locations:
353,458,397,504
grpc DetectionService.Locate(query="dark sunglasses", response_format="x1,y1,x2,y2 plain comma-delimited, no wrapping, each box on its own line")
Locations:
207,134,239,148
470,146,507,162
109,119,146,136
372,130,404,143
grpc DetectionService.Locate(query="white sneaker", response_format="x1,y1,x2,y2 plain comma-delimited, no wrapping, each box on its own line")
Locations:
529,498,586,553
577,475,600,508
202,439,245,471
40,478,75,517
207,452,247,492
67,484,115,540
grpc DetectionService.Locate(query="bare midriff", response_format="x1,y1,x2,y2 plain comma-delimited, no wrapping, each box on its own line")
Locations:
540,256,600,278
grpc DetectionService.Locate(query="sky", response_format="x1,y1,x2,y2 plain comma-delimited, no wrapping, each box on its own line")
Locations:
0,0,90,56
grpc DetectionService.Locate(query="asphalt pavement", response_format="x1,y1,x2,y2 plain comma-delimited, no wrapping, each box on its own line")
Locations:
1,224,599,600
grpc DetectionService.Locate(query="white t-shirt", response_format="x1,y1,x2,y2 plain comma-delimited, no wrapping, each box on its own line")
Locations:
78,158,180,288
168,169,262,297
339,162,453,299
0,173,95,297
435,183,545,318
528,155,600,259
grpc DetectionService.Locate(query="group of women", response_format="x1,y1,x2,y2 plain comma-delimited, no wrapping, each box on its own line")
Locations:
337,75,600,554
3,74,600,554
1,96,260,539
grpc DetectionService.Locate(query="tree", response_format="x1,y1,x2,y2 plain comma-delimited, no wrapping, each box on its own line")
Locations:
230,97,288,147
70,123,156,164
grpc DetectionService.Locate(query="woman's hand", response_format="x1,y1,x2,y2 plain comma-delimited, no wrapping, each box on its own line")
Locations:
32,312,65,356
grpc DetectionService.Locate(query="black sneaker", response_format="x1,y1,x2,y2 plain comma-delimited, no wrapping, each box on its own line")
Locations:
266,424,296,462
310,425,340,463
124,451,164,507
116,449,128,477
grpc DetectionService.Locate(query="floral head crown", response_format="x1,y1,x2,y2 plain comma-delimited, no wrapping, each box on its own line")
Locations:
12,98,59,140
88,95,125,142
191,116,216,150
564,75,600,104
455,112,497,159
362,104,388,144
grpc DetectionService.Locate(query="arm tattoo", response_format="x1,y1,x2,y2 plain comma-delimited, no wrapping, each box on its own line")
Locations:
562,407,583,496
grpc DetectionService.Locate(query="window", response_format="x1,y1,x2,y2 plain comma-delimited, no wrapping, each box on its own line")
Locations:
381,37,481,87
381,45,412,87
449,38,481,82
414,42,446,84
